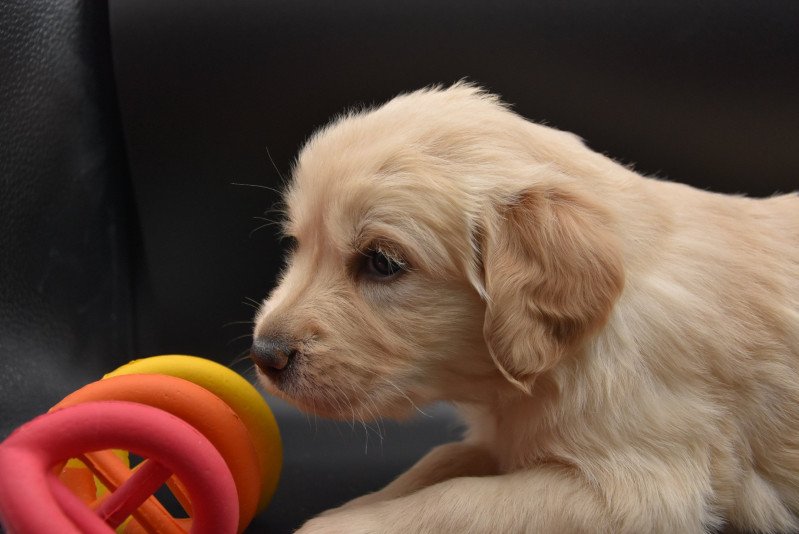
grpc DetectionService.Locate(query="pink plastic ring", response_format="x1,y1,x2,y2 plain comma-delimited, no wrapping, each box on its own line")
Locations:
0,401,239,534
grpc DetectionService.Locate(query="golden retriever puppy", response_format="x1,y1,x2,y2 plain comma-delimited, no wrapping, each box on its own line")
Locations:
251,83,799,533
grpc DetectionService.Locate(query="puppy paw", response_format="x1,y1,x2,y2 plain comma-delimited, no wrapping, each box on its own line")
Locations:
296,509,382,534
319,492,388,516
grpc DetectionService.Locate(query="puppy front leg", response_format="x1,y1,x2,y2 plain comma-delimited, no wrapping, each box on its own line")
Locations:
299,465,613,534
327,441,497,512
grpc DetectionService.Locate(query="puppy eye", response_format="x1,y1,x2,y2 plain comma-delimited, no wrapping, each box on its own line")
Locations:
363,249,405,280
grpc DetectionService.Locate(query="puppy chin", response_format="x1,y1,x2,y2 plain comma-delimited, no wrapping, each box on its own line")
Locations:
255,367,421,422
253,368,327,415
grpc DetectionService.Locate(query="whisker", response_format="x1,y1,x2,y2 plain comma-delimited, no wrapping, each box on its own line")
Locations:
360,418,370,454
227,333,254,345
227,349,253,368
252,216,283,225
350,382,385,446
311,395,319,436
329,383,357,431
354,366,431,418
323,384,348,440
264,145,286,183
222,320,254,328
242,297,262,310
249,221,278,238
231,182,282,196
297,383,313,432
299,376,319,436
382,378,431,418
238,363,258,379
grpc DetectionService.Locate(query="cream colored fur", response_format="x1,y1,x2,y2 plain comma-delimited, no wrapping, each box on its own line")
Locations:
253,83,799,533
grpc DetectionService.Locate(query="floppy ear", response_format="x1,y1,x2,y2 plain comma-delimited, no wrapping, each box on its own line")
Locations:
479,185,624,394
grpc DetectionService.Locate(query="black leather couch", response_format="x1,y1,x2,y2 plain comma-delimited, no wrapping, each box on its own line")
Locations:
1,1,796,532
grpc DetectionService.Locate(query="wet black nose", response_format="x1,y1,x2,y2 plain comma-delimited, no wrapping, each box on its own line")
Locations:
250,337,296,374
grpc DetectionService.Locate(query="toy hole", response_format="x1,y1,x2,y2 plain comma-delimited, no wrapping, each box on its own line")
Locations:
129,453,190,519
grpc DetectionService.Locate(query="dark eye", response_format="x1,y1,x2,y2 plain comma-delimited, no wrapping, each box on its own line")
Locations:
363,249,405,280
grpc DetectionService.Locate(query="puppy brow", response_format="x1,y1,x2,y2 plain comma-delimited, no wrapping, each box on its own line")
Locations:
279,218,298,238
350,226,385,252
348,224,392,253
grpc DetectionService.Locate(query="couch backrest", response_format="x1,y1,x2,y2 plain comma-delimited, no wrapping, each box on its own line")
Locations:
0,0,132,435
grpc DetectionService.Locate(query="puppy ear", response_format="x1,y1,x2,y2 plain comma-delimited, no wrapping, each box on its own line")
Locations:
479,185,624,394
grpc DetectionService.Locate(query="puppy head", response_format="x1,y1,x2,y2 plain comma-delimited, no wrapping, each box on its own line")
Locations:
252,83,624,418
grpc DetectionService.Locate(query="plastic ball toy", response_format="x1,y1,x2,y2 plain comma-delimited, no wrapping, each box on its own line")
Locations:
0,355,282,534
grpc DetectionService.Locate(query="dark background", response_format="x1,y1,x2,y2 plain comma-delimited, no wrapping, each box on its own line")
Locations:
1,0,797,532
111,0,798,361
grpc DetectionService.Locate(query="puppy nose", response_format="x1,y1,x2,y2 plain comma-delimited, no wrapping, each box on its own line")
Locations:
250,337,296,373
